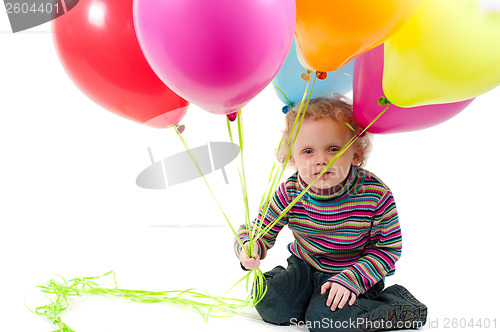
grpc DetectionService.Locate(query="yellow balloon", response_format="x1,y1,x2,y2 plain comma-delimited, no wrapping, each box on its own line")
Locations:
383,0,500,107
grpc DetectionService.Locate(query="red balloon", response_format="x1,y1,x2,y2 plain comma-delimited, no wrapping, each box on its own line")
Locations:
52,0,188,128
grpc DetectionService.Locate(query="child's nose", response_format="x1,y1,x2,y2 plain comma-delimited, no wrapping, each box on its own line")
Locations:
316,152,328,165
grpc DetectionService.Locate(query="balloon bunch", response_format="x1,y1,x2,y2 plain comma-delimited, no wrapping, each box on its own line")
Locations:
53,0,295,129
353,0,500,134
288,0,500,134
52,0,500,134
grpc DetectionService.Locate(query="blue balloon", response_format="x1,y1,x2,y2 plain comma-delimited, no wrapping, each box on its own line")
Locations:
272,39,354,106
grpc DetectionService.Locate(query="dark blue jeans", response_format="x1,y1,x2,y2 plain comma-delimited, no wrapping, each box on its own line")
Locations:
255,255,427,331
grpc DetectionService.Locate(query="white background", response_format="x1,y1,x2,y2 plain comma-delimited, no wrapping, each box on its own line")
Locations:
1,8,499,332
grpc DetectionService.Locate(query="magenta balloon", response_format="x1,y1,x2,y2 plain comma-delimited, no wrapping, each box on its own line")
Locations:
353,45,474,134
133,0,296,115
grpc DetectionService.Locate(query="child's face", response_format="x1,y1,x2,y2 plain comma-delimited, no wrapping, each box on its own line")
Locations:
289,117,364,194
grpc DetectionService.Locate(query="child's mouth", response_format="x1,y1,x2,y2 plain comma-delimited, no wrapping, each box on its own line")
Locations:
315,171,333,178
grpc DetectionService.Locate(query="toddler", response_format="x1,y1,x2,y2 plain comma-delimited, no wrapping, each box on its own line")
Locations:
235,95,427,331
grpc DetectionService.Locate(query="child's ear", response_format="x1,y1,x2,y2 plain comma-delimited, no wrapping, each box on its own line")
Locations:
289,155,297,169
352,146,365,166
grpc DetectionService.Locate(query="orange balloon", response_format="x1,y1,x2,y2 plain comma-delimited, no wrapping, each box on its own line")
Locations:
295,0,422,72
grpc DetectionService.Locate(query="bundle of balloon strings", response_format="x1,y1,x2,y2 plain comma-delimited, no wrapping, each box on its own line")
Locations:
30,77,391,332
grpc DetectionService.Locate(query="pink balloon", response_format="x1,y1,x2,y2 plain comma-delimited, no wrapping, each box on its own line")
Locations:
353,45,474,134
133,0,296,115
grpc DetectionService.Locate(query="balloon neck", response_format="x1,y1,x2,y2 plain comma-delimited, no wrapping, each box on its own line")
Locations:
172,124,185,134
355,130,367,139
282,105,292,114
227,112,238,122
378,97,391,106
316,71,327,80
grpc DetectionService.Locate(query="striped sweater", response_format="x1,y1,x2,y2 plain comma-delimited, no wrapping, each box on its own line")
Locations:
235,166,402,296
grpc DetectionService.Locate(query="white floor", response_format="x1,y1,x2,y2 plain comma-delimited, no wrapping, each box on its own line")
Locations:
2,12,499,332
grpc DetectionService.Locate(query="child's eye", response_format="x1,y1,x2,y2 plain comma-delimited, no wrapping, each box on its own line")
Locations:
302,149,313,155
328,147,339,152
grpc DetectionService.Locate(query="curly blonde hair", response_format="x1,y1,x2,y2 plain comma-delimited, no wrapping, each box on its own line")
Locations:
276,94,372,167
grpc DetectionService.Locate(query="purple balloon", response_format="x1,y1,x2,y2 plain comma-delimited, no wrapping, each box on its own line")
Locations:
133,0,296,115
353,45,474,134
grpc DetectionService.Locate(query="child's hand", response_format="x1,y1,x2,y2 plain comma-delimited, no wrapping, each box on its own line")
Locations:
320,281,357,311
239,242,260,270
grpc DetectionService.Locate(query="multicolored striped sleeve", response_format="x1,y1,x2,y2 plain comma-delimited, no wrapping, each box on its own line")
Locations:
328,189,402,296
234,182,290,259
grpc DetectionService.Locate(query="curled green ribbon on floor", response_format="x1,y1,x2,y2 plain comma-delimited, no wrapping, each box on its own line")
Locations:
31,270,267,331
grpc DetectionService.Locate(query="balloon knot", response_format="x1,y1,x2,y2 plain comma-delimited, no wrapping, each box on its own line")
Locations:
173,124,185,134
282,105,292,114
355,130,367,138
227,112,238,122
301,72,311,81
378,97,391,106
316,71,327,80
